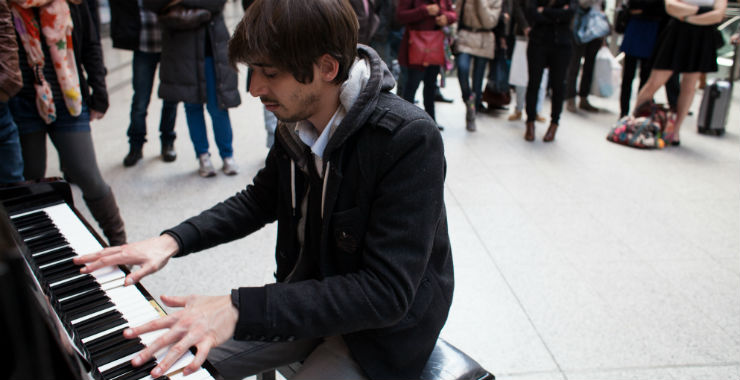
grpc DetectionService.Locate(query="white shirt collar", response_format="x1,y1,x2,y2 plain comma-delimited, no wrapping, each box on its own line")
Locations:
295,106,343,160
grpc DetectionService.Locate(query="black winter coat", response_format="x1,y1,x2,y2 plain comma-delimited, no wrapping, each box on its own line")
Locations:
527,0,576,46
166,46,454,380
109,0,142,51
142,0,240,108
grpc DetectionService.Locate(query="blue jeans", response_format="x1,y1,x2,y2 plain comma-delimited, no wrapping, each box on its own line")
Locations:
456,53,489,108
128,50,177,148
403,65,440,120
0,102,24,183
184,57,234,159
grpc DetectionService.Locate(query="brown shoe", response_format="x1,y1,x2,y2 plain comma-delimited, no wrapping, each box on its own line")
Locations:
566,98,577,113
579,98,599,112
543,123,559,142
525,122,535,141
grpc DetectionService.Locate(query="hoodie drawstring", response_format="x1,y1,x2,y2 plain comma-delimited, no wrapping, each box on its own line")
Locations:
321,161,330,219
290,160,296,216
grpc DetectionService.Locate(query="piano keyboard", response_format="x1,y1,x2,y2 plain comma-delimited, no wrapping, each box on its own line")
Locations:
10,203,215,380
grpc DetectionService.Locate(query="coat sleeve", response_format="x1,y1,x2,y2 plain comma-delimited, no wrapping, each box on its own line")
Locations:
75,3,108,113
442,0,458,24
0,0,21,101
232,117,447,343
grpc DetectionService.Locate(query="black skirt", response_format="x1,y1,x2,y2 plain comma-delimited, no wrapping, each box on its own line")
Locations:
652,19,720,73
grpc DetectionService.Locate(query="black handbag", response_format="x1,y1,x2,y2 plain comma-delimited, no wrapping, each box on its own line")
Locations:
615,5,630,34
158,0,211,30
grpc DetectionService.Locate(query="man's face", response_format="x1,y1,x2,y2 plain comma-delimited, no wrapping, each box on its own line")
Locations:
248,63,322,123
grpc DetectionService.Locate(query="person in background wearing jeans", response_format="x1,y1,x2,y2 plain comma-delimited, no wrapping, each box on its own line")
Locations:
143,0,240,177
454,0,501,132
564,0,603,113
110,0,179,167
0,0,24,184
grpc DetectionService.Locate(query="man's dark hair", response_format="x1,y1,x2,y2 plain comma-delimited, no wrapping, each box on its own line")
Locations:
229,0,359,85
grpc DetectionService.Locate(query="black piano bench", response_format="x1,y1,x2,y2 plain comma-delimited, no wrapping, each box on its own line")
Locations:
257,337,495,380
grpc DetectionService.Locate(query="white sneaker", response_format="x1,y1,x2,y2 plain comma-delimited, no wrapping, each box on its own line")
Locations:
198,153,216,177
222,156,239,176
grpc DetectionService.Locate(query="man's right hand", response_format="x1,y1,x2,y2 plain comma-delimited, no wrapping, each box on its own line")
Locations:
74,234,180,286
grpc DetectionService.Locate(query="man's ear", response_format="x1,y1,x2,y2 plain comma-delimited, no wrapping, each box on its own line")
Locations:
317,54,339,83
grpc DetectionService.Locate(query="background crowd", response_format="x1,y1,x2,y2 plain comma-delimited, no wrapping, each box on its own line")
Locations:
0,0,734,246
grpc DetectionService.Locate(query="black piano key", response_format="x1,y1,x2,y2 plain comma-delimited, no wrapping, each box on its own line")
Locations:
101,357,155,380
86,327,129,355
40,257,79,275
12,211,50,229
60,288,107,311
75,310,122,334
92,339,145,367
33,246,76,266
24,229,63,244
18,222,56,239
43,264,87,284
75,315,126,339
26,233,67,253
111,359,157,380
67,300,116,322
51,275,99,298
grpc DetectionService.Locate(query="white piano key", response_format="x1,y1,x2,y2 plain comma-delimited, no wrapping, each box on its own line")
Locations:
49,273,88,288
71,306,118,326
81,322,130,344
97,351,139,373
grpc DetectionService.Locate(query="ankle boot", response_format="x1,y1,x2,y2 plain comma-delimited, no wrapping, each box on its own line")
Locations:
84,189,127,246
524,121,535,141
543,122,559,142
465,95,477,131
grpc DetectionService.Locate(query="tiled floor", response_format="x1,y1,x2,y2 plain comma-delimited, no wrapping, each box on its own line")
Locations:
43,6,740,379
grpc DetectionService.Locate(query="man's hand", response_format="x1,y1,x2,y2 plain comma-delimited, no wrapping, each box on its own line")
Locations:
731,33,740,45
73,235,179,286
426,4,440,16
127,294,239,377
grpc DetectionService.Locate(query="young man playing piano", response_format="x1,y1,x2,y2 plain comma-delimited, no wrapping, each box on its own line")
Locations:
76,0,453,378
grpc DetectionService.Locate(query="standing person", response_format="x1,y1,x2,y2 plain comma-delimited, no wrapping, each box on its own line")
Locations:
524,0,575,141
633,0,726,146
564,0,603,113
75,0,453,379
110,0,178,167
397,0,457,129
8,0,126,246
507,0,547,122
143,0,241,177
0,0,24,184
454,0,501,131
618,0,679,117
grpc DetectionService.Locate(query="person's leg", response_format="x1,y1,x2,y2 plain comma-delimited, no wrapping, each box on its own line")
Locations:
525,46,546,124
184,103,210,158
292,336,368,380
203,57,234,161
565,42,585,107
49,128,127,245
401,67,424,104
422,65,440,121
536,68,549,116
472,55,489,110
664,72,681,112
578,38,602,100
208,338,322,380
0,102,24,183
548,44,572,126
456,53,473,102
637,57,651,91
634,69,674,114
515,85,526,112
128,50,159,149
9,97,47,179
619,55,638,117
672,72,701,140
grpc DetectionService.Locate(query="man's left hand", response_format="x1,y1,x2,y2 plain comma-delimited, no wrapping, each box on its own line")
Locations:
126,294,238,377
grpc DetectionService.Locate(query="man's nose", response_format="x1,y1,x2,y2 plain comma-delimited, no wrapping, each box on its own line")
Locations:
248,69,266,97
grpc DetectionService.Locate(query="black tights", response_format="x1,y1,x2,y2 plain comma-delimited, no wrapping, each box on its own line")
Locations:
526,43,572,124
19,130,111,202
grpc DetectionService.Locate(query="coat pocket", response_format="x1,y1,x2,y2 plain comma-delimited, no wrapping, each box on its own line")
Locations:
332,206,365,255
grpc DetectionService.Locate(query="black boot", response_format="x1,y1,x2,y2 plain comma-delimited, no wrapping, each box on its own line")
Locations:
85,189,127,246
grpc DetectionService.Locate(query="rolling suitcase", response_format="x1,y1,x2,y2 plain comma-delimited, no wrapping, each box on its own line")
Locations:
697,43,739,135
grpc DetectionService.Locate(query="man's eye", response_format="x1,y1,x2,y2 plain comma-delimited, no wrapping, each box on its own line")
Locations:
264,72,277,78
